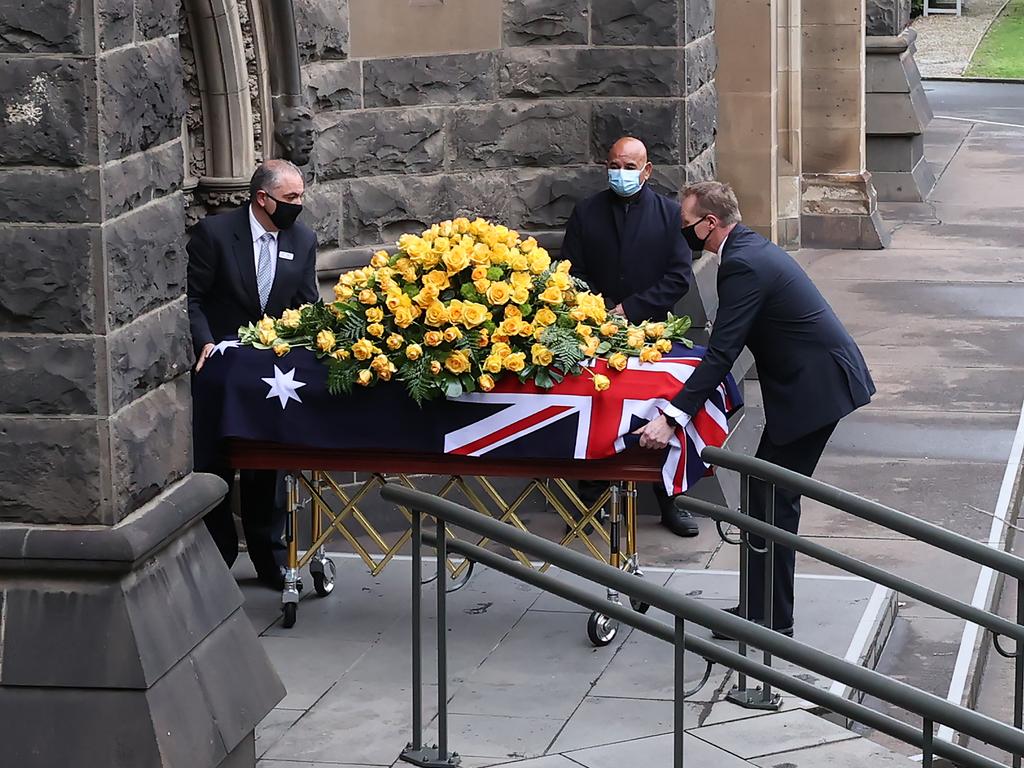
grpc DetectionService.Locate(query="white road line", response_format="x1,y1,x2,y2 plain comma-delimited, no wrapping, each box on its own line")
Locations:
938,397,1024,744
933,114,1024,130
829,584,894,700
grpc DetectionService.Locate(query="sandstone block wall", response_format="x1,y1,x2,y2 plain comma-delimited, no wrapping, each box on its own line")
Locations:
294,0,718,276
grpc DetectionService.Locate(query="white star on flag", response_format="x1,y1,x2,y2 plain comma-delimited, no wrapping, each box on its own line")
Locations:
212,339,241,356
262,366,306,409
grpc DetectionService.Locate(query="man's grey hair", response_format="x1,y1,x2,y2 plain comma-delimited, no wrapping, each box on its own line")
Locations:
681,181,743,225
249,159,302,199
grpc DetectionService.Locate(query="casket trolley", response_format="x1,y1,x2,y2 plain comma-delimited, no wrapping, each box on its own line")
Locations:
228,441,666,645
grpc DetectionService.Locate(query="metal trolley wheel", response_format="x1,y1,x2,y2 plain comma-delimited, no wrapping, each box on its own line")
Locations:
628,569,650,614
282,602,297,629
311,556,337,597
587,611,619,646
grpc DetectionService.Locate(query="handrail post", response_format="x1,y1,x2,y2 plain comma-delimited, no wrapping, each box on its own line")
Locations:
923,718,934,768
436,516,450,762
675,617,686,768
762,482,776,706
736,473,750,694
1016,581,1023,768
410,510,424,750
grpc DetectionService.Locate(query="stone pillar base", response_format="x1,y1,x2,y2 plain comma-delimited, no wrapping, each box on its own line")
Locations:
0,474,284,768
866,28,935,202
801,172,891,249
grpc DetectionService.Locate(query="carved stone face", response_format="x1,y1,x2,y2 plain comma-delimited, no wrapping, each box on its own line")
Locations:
274,104,315,165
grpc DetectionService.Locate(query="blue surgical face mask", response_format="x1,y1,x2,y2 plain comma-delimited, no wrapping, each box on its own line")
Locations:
608,168,644,197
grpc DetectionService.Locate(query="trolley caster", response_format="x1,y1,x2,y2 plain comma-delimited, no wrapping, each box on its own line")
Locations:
311,557,336,597
587,611,618,646
281,602,297,629
628,571,650,614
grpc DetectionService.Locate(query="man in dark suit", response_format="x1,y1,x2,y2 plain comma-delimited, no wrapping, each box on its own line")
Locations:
188,159,319,589
562,136,698,537
635,180,875,636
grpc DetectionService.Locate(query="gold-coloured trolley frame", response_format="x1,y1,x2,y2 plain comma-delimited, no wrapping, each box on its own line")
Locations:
229,441,662,643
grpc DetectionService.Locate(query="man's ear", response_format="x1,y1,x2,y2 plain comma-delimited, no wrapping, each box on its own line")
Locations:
643,162,653,181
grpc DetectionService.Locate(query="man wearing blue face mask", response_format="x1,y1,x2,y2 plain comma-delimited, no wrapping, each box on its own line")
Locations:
562,136,697,537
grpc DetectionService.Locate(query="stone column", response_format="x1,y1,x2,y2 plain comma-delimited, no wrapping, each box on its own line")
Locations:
715,0,779,242
0,2,284,766
775,0,802,248
801,0,890,248
865,0,935,201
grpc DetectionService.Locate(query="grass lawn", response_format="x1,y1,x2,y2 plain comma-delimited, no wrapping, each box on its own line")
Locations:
965,0,1024,78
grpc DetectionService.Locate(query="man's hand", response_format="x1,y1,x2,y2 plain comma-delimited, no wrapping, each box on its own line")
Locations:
194,343,215,373
611,304,625,317
634,414,676,450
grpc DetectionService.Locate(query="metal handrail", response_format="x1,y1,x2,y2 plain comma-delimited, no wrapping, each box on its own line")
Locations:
425,530,1010,768
675,495,1024,646
380,483,1024,761
701,445,1024,580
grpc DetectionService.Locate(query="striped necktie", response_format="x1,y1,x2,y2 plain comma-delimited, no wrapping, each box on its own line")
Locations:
256,232,274,312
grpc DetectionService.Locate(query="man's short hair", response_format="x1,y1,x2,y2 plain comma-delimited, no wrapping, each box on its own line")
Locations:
682,181,742,225
249,160,301,199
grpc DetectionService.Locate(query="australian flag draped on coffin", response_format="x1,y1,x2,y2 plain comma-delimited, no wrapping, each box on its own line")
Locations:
192,342,742,494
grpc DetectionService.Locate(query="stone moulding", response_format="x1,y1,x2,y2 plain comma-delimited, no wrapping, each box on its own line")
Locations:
198,175,251,210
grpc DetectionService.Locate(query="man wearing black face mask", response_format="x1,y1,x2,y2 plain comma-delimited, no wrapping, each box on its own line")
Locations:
187,159,319,588
635,181,875,637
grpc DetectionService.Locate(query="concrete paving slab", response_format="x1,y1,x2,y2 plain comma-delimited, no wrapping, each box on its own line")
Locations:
484,756,581,767
798,248,1024,284
422,712,566,761
448,680,587,720
751,736,920,767
691,709,858,759
548,695,689,753
258,761,384,767
256,709,304,759
860,364,1024,415
700,696,817,727
259,635,370,710
565,732,754,768
528,566,672,614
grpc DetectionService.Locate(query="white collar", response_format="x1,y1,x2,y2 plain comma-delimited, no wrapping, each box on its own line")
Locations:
249,204,278,244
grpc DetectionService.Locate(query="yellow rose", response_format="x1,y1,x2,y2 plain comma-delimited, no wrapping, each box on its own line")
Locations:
377,365,394,382
430,360,443,375
529,250,551,274
600,322,620,337
486,281,512,305
472,243,493,265
534,307,557,326
520,236,537,254
639,347,663,363
331,348,350,361
334,284,354,300
445,350,471,374
509,252,529,271
352,338,376,361
386,333,405,350
575,323,593,338
316,329,337,352
547,271,571,291
478,374,495,392
471,265,489,281
645,322,667,339
461,302,489,328
504,304,522,319
533,326,546,340
280,308,302,329
499,317,523,337
357,369,374,386
509,272,532,292
511,287,530,305
257,315,275,333
593,374,611,392
453,217,471,234
477,328,490,347
371,353,390,372
473,278,491,294
358,289,378,305
257,326,277,346
531,344,553,366
405,343,423,360
539,286,563,304
627,329,646,349
425,301,449,327
442,248,471,274
483,355,503,374
608,352,628,371
371,250,390,268
655,338,673,353
423,270,450,291
273,342,290,357
414,284,439,309
504,352,526,372
443,326,462,343
491,342,512,359
368,323,386,338
393,306,415,328
365,307,384,323
519,322,534,337
433,236,451,254
556,260,572,274
581,336,600,357
424,330,444,347
447,299,465,325
569,307,587,322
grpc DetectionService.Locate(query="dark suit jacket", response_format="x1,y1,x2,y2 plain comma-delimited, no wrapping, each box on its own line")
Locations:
562,185,692,323
187,204,319,354
672,224,875,445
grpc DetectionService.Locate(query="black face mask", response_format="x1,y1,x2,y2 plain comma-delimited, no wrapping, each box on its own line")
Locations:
681,215,710,254
264,194,303,230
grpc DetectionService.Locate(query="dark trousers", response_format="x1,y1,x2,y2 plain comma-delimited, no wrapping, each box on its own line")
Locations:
577,479,673,516
204,468,288,577
744,421,838,629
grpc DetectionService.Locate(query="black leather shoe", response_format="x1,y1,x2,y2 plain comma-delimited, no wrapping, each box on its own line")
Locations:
661,507,699,537
711,605,793,640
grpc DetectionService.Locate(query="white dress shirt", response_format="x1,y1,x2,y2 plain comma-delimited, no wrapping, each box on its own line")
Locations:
249,204,279,289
